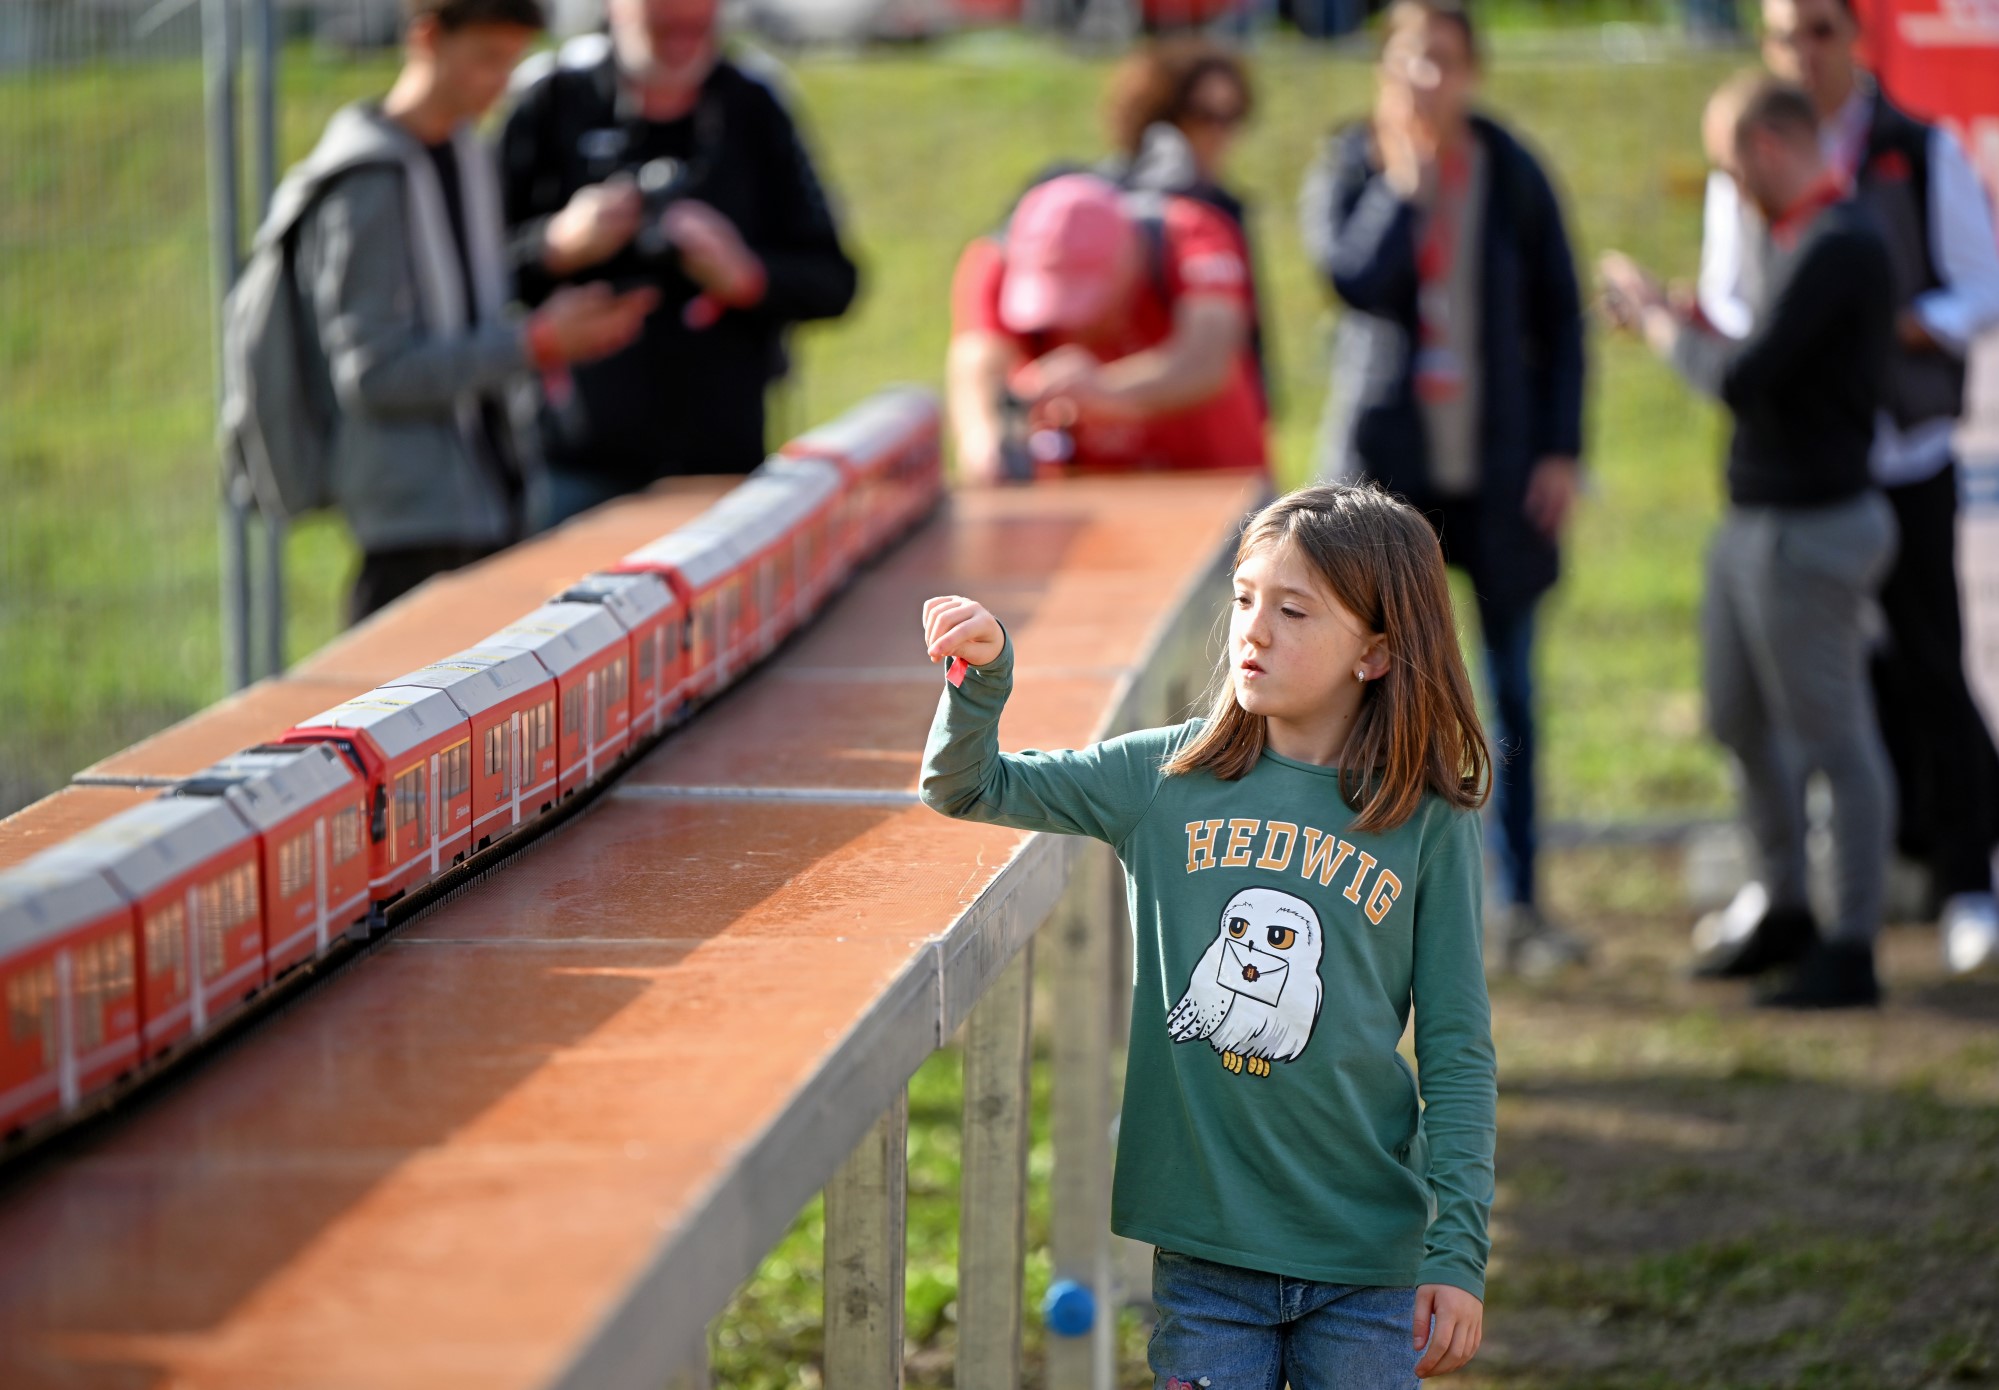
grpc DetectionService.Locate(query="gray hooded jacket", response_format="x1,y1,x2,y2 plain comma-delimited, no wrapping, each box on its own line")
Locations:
276,102,536,552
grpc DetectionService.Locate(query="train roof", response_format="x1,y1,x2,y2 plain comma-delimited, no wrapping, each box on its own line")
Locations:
385,647,554,719
556,571,678,631
710,467,842,537
32,796,256,903
753,454,845,491
480,602,629,677
0,859,130,955
621,527,744,593
171,743,361,833
780,385,938,468
291,686,469,762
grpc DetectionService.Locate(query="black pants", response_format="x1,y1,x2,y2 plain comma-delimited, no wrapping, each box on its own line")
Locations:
1429,498,1542,908
1871,462,1999,900
347,543,498,627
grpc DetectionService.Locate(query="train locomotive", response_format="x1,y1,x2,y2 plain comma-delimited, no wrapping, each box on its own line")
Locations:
0,388,942,1142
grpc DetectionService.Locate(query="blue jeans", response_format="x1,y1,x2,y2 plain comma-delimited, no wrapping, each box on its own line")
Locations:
1478,598,1538,910
1148,1249,1420,1390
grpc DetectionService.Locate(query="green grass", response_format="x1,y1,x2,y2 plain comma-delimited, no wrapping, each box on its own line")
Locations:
4,33,1737,819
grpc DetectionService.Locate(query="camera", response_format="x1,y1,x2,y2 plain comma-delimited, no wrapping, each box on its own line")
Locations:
632,156,700,259
997,389,1075,484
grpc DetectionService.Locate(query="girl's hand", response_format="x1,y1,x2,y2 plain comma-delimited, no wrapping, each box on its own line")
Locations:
1413,1284,1483,1378
922,595,1004,669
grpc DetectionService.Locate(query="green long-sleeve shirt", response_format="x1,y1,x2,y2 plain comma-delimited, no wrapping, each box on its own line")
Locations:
921,636,1496,1297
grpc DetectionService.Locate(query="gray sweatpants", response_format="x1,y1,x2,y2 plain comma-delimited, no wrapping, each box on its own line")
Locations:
1702,492,1899,942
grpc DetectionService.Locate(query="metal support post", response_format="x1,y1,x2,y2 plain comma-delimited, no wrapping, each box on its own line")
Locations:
246,0,285,678
1046,842,1117,1390
957,940,1035,1390
824,1087,908,1390
203,0,251,691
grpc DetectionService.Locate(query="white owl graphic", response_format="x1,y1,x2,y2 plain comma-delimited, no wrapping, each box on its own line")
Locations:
1164,886,1324,1077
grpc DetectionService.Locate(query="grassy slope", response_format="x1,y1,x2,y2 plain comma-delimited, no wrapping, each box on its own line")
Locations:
2,36,1734,823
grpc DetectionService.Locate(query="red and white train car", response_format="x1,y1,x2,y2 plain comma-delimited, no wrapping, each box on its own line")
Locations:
172,743,371,974
39,798,265,1057
0,860,140,1135
616,528,749,699
481,603,634,796
388,649,561,847
281,689,475,909
556,572,687,741
705,467,846,646
780,386,943,557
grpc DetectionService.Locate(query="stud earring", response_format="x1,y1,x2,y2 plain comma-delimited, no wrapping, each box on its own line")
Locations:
1355,668,1367,684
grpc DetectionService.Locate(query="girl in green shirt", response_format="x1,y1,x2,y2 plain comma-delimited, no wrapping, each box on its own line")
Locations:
920,483,1496,1385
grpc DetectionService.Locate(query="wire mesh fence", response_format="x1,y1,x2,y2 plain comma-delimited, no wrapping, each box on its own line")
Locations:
0,0,218,815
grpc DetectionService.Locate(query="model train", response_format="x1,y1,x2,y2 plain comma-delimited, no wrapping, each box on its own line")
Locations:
0,387,943,1141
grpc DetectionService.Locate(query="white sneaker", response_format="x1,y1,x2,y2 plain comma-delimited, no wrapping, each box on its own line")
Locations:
1942,893,1999,976
1691,881,1769,959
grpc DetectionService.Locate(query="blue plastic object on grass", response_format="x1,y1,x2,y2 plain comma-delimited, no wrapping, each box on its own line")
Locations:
1043,1279,1096,1337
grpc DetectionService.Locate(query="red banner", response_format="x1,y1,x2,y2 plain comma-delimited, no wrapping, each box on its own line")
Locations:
1858,0,1999,203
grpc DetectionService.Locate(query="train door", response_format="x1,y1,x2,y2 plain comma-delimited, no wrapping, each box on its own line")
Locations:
510,711,524,827
183,883,207,1034
313,816,329,956
427,753,441,875
52,951,76,1111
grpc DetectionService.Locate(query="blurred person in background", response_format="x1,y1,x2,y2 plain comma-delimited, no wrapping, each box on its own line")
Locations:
266,0,653,623
1300,0,1588,975
1697,0,1999,974
946,172,1268,482
1100,38,1271,405
1602,76,1897,1008
501,0,859,526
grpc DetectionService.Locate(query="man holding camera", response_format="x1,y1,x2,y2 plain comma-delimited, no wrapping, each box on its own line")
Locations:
501,0,859,524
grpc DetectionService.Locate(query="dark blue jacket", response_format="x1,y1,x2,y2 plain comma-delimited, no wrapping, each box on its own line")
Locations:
1303,115,1585,612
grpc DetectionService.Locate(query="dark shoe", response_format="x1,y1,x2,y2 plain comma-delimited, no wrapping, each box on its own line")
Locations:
1757,939,1882,1009
1691,883,1818,979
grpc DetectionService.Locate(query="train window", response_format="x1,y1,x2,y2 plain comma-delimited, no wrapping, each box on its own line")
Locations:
394,766,426,841
597,658,625,734
637,637,655,684
279,831,312,898
145,902,188,994
6,962,55,1057
195,880,227,980
484,726,503,778
332,805,363,864
441,741,470,800
535,700,554,753
75,943,104,1052
563,689,580,737
108,932,134,995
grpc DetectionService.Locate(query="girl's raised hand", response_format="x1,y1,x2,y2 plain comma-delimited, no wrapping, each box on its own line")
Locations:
1413,1284,1483,1378
922,595,1005,670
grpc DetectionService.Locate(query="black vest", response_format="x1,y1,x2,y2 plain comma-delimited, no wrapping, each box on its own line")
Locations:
1855,88,1967,428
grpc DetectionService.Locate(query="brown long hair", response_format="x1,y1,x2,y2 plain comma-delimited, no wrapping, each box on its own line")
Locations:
1162,483,1490,833
1102,38,1254,160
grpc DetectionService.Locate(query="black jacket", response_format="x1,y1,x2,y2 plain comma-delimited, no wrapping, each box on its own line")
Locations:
1303,115,1585,613
1718,198,1893,508
502,52,859,484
